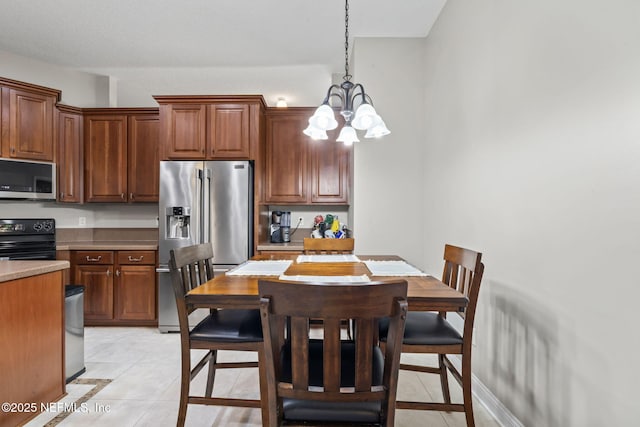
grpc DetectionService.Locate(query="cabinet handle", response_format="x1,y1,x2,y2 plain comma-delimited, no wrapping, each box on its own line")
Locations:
130,193,134,200
106,269,111,277
60,192,64,198
128,255,144,262
121,193,125,200
86,255,102,262
116,269,120,277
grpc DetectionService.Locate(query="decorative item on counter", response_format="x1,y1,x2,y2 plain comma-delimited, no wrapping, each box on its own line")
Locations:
310,213,350,238
324,214,334,229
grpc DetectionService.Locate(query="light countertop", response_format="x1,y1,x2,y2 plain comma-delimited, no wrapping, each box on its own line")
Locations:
56,240,158,251
0,260,70,283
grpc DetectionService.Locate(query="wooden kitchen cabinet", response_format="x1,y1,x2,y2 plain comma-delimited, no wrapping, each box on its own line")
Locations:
73,251,115,322
128,114,160,202
72,250,157,325
265,108,351,204
84,109,159,203
114,251,156,321
0,77,60,161
154,95,264,160
56,105,83,203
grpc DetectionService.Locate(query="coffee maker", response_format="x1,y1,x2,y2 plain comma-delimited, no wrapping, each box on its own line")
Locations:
270,211,291,243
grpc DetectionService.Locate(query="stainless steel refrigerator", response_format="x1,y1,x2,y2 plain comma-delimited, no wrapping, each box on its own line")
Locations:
156,160,254,332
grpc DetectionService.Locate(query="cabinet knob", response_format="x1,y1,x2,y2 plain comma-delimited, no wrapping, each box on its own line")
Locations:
86,255,102,262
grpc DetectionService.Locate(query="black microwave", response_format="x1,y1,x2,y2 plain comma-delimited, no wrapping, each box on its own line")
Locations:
0,158,56,200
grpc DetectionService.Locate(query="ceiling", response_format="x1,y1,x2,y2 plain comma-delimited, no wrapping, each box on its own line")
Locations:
0,0,446,74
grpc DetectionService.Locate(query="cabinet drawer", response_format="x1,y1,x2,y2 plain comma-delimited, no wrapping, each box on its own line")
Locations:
117,251,156,265
74,251,114,265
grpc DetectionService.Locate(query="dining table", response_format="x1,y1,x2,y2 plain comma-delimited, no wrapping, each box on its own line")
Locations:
186,253,468,424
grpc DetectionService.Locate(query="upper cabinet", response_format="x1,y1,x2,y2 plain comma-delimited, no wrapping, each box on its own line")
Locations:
57,105,83,203
0,77,61,161
264,108,351,205
154,95,265,161
84,109,159,203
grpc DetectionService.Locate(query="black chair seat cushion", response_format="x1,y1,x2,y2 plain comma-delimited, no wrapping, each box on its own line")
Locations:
280,339,384,424
190,309,263,342
379,311,463,346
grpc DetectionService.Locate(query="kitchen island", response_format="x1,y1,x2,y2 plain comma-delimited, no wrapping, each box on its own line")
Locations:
0,260,70,427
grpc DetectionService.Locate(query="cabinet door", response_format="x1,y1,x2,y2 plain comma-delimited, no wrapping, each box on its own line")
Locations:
7,88,55,161
310,141,351,204
75,265,114,321
84,115,128,202
265,112,308,203
162,104,206,159
208,104,250,158
57,110,83,203
128,115,159,202
115,265,156,321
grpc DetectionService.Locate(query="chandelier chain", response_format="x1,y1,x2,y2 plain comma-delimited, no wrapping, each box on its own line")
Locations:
344,0,351,81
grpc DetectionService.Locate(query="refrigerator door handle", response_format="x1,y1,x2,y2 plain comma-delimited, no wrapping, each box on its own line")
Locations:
197,168,204,244
203,167,212,244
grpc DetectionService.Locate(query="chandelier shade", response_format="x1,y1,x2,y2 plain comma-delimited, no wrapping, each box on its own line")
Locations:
336,125,359,145
305,0,389,144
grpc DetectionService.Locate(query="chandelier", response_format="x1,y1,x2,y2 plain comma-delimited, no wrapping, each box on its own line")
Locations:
303,0,390,145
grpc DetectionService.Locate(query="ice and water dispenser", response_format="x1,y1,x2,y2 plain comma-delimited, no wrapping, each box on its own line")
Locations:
166,206,191,239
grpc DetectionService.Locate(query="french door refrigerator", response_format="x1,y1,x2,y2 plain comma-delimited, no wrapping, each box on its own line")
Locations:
156,160,254,332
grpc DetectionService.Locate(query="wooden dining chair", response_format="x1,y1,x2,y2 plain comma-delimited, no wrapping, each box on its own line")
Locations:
169,243,263,426
379,244,484,427
303,237,355,254
259,279,408,427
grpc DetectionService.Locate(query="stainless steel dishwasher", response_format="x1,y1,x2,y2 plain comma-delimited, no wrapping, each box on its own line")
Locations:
65,284,86,382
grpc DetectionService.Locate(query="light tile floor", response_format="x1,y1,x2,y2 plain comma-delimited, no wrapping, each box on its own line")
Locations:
25,327,502,427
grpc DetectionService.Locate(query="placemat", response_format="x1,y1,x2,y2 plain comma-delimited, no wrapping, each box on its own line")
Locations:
362,260,427,276
226,260,292,276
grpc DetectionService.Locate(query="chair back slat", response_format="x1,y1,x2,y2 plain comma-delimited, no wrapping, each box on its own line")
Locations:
169,243,216,323
441,244,483,321
355,318,375,392
259,279,408,425
323,319,342,392
290,317,309,390
303,237,354,254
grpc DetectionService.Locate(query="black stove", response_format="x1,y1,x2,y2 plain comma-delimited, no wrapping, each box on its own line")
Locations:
0,218,56,260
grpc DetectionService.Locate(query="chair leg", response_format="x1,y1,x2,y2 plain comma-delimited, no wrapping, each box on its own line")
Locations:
205,350,217,397
438,354,451,404
177,349,191,427
461,352,475,427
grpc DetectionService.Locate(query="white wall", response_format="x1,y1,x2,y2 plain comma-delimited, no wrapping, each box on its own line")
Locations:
0,49,108,107
418,0,640,426
86,65,334,107
351,38,426,267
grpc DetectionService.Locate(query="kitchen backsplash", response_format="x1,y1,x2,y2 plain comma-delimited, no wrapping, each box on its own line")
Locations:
0,201,159,228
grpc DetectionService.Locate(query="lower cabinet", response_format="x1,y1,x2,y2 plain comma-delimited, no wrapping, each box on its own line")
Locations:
73,250,157,326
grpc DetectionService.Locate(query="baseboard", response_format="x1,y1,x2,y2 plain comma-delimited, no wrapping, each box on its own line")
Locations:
448,356,524,427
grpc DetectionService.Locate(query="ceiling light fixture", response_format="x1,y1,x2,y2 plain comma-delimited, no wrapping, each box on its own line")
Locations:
276,97,288,108
303,0,390,146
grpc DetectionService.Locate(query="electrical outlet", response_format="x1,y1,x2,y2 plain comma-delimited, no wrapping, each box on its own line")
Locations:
298,216,304,226
78,216,86,226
